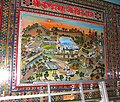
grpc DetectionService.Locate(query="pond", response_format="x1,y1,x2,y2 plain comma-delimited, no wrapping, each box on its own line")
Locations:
59,37,79,50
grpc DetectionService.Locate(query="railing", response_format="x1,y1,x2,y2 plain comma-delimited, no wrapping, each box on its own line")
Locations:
0,79,120,102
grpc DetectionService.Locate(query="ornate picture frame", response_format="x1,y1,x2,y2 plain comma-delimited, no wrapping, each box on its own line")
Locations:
17,10,105,85
10,0,107,93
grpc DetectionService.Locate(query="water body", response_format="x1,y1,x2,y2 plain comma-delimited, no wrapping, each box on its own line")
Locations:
59,37,79,50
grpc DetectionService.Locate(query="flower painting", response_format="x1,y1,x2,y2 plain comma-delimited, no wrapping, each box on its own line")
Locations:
18,11,105,84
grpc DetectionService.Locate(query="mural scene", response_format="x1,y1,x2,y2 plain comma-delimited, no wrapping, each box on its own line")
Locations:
19,11,105,84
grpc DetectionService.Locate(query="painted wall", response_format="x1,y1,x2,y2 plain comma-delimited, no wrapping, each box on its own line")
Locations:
0,0,120,101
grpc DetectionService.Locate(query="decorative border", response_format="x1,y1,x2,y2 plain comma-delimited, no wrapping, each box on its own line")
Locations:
116,13,120,78
0,0,14,96
0,0,4,66
0,1,2,30
18,10,105,84
21,0,104,22
9,0,107,96
118,14,120,26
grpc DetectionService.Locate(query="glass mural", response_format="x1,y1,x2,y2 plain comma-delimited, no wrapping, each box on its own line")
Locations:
18,11,105,84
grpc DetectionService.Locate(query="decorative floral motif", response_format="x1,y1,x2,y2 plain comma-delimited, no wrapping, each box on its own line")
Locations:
95,12,102,20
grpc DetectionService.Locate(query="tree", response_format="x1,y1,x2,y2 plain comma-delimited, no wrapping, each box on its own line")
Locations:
35,73,39,80
22,28,26,33
46,31,50,35
44,71,49,80
38,65,43,71
32,64,36,72
65,76,68,81
68,77,71,81
52,71,59,81
54,74,59,81
26,25,31,31
95,75,100,79
79,72,84,80
36,29,42,34
76,63,79,67
37,34,42,40
75,70,79,76
59,75,64,81
95,31,98,37
28,76,34,82
101,72,105,79
35,61,39,65
48,57,51,62
89,28,91,34
90,73,95,80
27,77,31,82
62,28,65,31
38,73,43,80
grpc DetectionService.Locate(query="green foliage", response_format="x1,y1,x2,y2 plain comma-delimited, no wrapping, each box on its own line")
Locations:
36,34,42,39
42,44,56,49
82,48,89,54
36,29,42,34
46,31,50,35
75,70,79,75
44,38,49,41
60,75,64,81
44,71,49,79
95,75,100,79
79,72,84,79
23,23,39,33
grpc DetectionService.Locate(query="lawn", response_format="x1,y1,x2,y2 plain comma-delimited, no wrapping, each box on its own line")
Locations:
31,42,40,46
42,43,56,49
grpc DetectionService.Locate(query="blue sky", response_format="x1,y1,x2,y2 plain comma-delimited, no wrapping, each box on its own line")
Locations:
22,12,104,32
104,0,120,5
55,17,104,32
